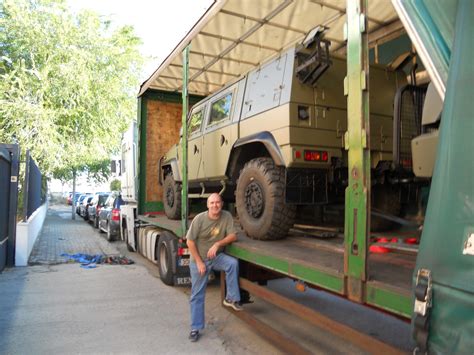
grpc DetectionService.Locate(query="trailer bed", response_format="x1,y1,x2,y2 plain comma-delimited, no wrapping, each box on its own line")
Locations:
138,213,415,317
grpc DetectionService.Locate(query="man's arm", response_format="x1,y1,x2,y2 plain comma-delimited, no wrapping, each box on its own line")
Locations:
187,239,207,276
207,233,237,259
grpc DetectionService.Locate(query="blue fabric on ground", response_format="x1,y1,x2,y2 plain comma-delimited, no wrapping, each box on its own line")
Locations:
60,253,103,266
60,253,134,267
80,263,97,269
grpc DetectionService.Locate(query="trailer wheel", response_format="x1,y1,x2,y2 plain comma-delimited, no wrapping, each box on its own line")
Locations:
236,157,296,240
163,174,182,220
371,185,401,231
157,232,177,286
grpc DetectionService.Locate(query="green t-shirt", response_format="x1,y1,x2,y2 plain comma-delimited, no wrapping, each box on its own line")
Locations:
186,210,236,262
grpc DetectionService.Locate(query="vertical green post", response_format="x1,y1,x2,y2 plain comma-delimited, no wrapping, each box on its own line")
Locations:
344,0,370,302
181,45,190,233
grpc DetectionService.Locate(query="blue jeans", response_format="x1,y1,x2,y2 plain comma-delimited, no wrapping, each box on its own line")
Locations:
189,253,240,330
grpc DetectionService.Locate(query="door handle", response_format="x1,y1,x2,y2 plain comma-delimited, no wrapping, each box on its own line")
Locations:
220,135,226,146
194,145,199,154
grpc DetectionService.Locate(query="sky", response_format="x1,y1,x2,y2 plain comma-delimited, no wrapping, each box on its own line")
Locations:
68,0,214,82
53,1,213,192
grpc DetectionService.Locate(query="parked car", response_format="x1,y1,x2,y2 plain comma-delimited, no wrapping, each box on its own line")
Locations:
79,195,94,220
67,192,82,206
75,194,88,214
98,193,125,241
88,193,110,228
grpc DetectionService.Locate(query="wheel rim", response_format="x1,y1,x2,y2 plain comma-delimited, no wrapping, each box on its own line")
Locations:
244,181,265,218
166,186,174,208
159,244,168,274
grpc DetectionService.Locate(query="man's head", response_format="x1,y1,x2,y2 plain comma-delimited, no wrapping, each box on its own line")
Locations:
207,193,223,219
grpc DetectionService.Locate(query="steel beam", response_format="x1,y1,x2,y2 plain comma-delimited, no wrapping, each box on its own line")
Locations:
222,274,404,354
181,45,190,232
220,273,312,355
344,0,370,303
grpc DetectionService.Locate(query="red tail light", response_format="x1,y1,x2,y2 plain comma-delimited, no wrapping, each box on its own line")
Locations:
112,209,120,221
177,247,189,256
304,150,328,162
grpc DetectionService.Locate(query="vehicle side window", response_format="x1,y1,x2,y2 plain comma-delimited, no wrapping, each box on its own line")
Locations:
209,92,232,125
99,195,108,205
188,109,203,135
105,196,114,208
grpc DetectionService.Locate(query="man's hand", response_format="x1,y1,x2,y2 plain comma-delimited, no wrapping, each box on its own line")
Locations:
196,259,206,276
207,243,219,259
187,239,206,276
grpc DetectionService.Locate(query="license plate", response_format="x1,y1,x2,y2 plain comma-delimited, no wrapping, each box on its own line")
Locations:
176,277,191,285
179,258,190,266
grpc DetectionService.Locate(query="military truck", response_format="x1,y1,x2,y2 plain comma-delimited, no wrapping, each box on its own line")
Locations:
160,31,423,240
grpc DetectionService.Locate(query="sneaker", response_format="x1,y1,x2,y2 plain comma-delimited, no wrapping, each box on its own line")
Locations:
223,298,243,311
189,329,200,342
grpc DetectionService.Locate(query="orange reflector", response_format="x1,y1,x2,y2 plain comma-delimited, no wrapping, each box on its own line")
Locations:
369,245,391,253
295,150,302,159
295,281,306,292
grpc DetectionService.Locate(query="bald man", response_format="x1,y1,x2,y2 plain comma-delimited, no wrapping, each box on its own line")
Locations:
186,193,242,342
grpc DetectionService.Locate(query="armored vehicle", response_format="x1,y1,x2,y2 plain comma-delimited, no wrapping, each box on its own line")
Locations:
159,32,429,240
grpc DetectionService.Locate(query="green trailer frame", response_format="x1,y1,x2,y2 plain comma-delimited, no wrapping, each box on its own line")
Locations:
136,0,473,352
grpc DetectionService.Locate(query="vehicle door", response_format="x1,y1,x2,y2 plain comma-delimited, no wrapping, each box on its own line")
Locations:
88,195,98,219
202,82,243,180
393,1,472,353
186,106,206,181
98,195,113,231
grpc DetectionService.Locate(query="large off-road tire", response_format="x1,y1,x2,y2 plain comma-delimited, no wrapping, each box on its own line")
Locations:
157,232,177,286
236,158,296,240
371,185,401,231
163,174,182,220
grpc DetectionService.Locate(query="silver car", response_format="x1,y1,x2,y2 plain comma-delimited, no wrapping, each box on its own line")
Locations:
98,193,124,241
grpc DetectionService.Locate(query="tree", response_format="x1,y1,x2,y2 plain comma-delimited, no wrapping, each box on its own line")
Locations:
110,179,121,191
0,0,143,180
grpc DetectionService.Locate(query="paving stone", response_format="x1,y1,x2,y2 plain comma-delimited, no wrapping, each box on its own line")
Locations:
28,204,120,265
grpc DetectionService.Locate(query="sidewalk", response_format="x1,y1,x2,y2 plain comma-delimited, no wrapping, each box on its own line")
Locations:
0,204,277,355
28,204,118,265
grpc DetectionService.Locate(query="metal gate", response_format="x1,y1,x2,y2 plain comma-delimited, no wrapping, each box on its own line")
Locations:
0,144,20,272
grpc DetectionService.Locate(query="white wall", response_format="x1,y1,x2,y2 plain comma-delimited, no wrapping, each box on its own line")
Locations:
15,201,48,266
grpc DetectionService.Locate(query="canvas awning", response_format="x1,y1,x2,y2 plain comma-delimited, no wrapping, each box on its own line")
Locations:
138,0,404,97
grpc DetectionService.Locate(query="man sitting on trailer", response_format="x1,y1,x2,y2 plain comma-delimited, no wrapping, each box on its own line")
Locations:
186,193,243,342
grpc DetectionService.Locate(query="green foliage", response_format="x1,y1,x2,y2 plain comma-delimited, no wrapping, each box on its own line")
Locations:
0,0,143,182
110,178,121,191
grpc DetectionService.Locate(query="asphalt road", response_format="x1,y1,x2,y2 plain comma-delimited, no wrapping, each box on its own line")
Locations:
0,204,413,354
0,204,277,355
